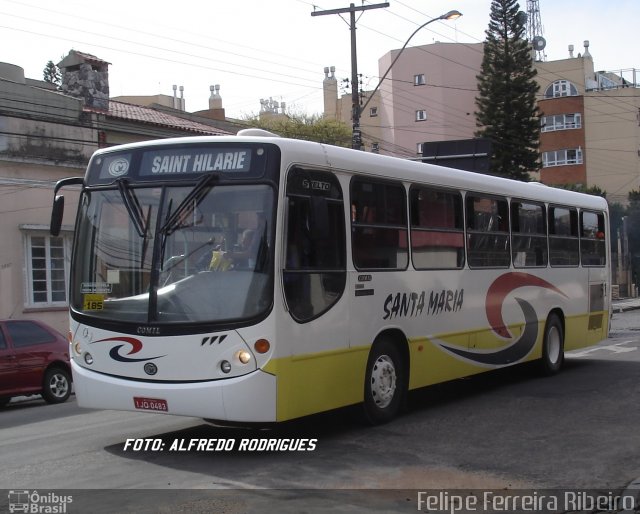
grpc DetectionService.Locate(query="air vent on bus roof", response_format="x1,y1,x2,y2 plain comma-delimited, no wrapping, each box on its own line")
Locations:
237,128,280,137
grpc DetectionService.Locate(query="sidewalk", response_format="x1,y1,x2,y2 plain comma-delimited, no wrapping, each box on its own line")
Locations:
612,297,640,313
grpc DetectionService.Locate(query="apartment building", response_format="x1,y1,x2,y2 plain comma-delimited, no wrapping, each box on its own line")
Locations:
323,43,483,158
536,42,640,204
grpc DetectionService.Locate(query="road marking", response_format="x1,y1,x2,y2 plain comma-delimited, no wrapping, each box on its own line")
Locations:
570,341,637,358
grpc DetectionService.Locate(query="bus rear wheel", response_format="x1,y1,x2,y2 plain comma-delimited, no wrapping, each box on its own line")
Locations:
363,339,405,424
540,313,564,375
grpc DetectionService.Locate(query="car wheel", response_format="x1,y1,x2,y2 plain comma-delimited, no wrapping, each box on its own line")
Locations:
540,313,564,375
42,367,72,404
362,338,406,424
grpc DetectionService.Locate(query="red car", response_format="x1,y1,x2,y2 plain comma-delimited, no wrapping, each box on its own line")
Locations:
0,319,71,406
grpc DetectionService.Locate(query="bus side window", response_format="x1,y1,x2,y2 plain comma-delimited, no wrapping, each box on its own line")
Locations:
549,206,579,267
580,210,606,266
465,194,510,268
410,186,464,269
351,178,408,270
511,200,548,268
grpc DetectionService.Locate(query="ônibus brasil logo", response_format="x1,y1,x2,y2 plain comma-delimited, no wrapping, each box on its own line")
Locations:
91,336,165,363
8,490,73,513
435,272,568,366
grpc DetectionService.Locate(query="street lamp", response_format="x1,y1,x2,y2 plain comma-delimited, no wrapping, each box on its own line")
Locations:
355,9,462,150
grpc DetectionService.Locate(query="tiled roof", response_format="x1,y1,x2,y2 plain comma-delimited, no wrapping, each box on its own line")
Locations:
89,101,231,136
58,50,111,68
72,50,110,66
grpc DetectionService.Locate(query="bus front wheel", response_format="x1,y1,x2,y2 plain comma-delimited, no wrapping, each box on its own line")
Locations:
363,339,405,424
540,313,564,375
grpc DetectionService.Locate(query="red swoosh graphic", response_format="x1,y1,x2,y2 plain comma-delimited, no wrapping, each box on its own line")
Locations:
487,273,567,338
93,336,143,355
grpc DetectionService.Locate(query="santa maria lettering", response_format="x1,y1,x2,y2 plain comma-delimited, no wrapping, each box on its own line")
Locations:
150,150,249,174
383,289,464,320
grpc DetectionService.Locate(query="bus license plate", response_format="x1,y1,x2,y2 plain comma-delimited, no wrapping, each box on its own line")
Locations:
133,397,168,412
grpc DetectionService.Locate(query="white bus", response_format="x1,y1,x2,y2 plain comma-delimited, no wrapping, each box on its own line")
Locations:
51,131,610,424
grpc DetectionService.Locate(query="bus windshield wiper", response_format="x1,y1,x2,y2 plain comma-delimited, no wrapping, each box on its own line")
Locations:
159,173,219,236
116,179,153,268
158,197,173,272
117,178,147,238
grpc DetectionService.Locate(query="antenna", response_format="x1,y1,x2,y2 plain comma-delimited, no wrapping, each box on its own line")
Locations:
526,0,546,61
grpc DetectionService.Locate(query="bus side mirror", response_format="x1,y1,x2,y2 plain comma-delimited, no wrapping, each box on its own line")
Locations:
50,195,65,236
50,176,83,236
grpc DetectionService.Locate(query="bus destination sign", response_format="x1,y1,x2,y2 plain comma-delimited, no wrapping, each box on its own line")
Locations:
140,148,252,176
89,143,276,185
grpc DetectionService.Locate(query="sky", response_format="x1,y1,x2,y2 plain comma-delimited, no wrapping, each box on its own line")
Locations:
1,0,638,119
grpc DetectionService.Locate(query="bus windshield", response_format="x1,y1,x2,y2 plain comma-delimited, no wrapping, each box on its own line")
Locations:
71,181,275,326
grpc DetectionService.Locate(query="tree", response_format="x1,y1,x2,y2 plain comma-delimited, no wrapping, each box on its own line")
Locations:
243,112,352,147
43,60,61,88
475,0,540,181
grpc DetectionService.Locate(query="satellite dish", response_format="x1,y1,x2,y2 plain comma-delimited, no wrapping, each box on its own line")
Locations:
533,36,547,51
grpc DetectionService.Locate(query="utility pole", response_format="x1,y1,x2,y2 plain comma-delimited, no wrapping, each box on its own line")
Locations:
312,2,389,150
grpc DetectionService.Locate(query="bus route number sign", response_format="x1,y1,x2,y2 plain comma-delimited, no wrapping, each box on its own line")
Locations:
83,294,104,311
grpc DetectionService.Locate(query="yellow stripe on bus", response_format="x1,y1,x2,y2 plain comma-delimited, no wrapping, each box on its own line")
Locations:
262,309,608,421
263,345,370,421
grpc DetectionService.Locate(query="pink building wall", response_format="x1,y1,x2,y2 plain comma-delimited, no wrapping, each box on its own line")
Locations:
378,42,483,157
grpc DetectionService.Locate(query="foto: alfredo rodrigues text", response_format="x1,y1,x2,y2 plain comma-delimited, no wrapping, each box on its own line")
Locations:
123,438,318,452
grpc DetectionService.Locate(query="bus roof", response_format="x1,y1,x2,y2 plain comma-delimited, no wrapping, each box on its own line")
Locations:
93,134,609,212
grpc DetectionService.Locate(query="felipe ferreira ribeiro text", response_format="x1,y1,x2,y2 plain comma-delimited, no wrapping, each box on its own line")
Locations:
417,491,636,513
123,438,317,452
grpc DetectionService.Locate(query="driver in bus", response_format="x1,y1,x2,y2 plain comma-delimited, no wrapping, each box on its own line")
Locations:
209,228,259,271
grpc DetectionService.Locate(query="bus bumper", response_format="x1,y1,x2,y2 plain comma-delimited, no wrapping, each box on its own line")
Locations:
71,360,277,422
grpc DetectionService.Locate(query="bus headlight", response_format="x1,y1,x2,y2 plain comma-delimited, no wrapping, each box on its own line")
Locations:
237,350,251,364
84,352,94,365
220,360,232,374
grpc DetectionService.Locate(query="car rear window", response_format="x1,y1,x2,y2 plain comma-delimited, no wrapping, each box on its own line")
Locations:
6,321,55,347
